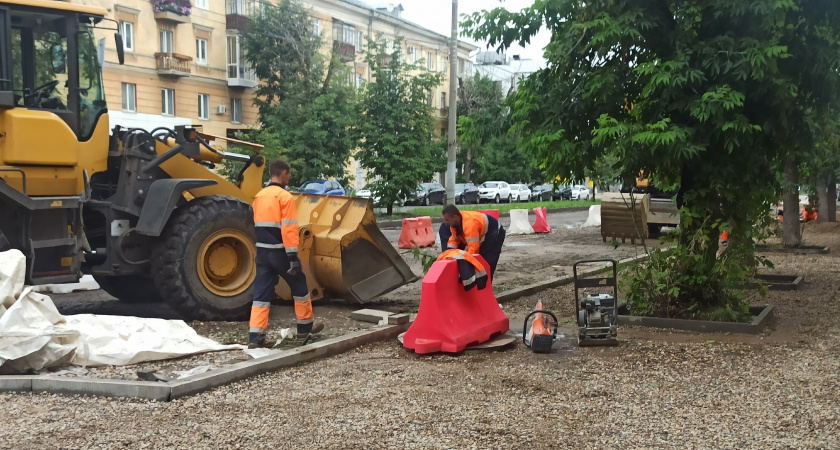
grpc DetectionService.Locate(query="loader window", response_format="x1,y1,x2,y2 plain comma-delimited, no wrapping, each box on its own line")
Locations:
11,27,69,110
77,23,105,140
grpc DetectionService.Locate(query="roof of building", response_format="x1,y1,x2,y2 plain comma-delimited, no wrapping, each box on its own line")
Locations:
337,0,477,52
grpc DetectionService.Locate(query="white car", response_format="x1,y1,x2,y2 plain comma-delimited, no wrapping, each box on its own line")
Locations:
355,188,372,198
478,181,512,203
510,184,532,202
571,185,591,200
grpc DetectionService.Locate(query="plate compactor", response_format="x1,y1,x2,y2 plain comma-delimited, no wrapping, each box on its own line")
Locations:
574,259,619,347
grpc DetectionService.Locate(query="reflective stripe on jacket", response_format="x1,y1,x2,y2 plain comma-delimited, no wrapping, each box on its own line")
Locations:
253,184,299,253
447,210,490,254
437,249,488,291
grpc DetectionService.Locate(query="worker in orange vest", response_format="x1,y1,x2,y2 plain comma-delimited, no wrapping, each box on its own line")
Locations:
439,205,506,279
249,160,323,348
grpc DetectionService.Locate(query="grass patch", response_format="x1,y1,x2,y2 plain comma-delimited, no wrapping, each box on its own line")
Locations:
376,199,600,220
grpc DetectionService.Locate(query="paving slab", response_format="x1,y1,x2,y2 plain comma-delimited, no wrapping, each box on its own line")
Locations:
350,309,393,323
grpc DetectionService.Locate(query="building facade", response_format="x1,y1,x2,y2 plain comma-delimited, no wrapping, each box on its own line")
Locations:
80,0,475,181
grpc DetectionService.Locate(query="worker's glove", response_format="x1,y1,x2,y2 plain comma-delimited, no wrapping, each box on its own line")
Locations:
287,253,301,277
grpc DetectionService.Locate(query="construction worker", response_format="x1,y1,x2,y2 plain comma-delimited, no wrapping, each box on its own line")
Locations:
249,160,322,348
439,205,506,279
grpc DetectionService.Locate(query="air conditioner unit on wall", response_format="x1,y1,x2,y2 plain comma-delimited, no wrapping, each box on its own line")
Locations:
216,105,227,114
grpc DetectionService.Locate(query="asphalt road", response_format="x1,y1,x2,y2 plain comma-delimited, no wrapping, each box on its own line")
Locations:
380,208,590,243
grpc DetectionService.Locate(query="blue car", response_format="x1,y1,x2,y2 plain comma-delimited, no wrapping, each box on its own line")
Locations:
298,180,346,196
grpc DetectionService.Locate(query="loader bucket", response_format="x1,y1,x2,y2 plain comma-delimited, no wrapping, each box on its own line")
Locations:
274,194,418,303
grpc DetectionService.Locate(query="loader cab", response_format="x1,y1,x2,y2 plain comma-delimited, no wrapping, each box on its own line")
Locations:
3,5,106,140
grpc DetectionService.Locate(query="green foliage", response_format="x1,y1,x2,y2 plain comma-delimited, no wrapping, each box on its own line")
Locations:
240,0,357,187
353,36,444,214
410,246,437,274
465,0,840,313
472,133,541,183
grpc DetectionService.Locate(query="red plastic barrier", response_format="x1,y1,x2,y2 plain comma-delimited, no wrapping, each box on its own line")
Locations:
477,209,500,221
533,207,552,233
398,216,435,249
403,255,509,354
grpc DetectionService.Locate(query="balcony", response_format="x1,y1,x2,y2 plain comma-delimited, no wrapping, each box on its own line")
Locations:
226,13,250,30
333,40,356,63
227,63,257,88
226,0,267,30
155,52,192,77
439,107,449,117
152,0,191,23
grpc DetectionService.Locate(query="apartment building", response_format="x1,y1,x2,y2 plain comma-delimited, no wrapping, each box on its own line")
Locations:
80,0,475,163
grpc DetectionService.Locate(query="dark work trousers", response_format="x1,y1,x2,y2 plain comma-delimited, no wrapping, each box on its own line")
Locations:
250,248,312,340
439,223,506,281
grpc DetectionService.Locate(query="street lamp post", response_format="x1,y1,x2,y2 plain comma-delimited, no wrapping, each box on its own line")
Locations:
445,0,458,205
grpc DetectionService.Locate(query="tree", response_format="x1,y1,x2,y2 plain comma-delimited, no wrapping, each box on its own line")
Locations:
353,37,444,214
465,0,840,319
239,0,357,187
457,73,505,182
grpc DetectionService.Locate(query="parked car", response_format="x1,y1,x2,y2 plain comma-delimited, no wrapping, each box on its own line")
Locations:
355,186,372,198
571,185,591,200
478,181,512,203
552,184,572,200
510,184,532,202
299,179,345,196
409,182,446,206
455,183,480,204
530,184,553,201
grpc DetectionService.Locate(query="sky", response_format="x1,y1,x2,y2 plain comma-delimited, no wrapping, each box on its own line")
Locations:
395,0,549,64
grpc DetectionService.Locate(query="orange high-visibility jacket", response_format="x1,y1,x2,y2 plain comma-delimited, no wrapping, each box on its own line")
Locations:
252,184,299,254
438,249,488,291
447,210,489,254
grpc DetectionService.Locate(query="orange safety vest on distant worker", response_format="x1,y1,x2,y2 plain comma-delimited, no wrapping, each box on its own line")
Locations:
447,210,489,254
252,184,299,254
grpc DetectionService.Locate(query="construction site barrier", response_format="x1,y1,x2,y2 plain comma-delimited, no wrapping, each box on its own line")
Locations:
402,255,509,354
477,209,500,221
532,207,551,233
583,205,601,228
398,216,435,249
507,209,534,235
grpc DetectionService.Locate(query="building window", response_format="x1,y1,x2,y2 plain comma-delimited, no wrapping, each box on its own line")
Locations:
312,18,321,37
356,31,364,52
226,33,256,83
195,0,209,9
196,38,208,65
440,92,446,108
441,57,447,74
122,83,136,112
427,52,434,70
355,73,363,90
161,88,175,115
407,46,417,63
343,25,355,46
198,94,210,120
441,128,447,137
426,90,433,106
231,98,242,123
119,21,134,52
159,29,174,53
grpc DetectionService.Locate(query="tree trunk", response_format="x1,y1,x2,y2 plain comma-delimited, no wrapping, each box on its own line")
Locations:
386,203,393,216
464,147,472,183
817,176,829,223
782,159,801,247
827,172,837,222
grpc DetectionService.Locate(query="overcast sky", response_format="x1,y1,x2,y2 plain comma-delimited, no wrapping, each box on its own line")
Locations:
396,0,549,63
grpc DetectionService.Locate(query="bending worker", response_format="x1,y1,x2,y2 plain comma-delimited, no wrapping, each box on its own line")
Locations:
249,160,323,348
439,205,506,279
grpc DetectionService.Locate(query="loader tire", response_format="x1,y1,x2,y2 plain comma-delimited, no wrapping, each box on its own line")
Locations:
95,275,162,303
152,196,257,321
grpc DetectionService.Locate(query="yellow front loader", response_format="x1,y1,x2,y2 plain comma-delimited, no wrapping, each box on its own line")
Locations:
0,0,415,320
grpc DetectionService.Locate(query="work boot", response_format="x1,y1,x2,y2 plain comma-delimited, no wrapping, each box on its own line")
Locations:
247,333,276,349
293,322,324,345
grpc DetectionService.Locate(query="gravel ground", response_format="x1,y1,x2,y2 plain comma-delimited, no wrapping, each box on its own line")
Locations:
3,223,839,448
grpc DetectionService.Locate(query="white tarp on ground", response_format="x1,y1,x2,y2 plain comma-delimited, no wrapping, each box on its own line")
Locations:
583,205,602,228
507,209,535,235
0,250,242,373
